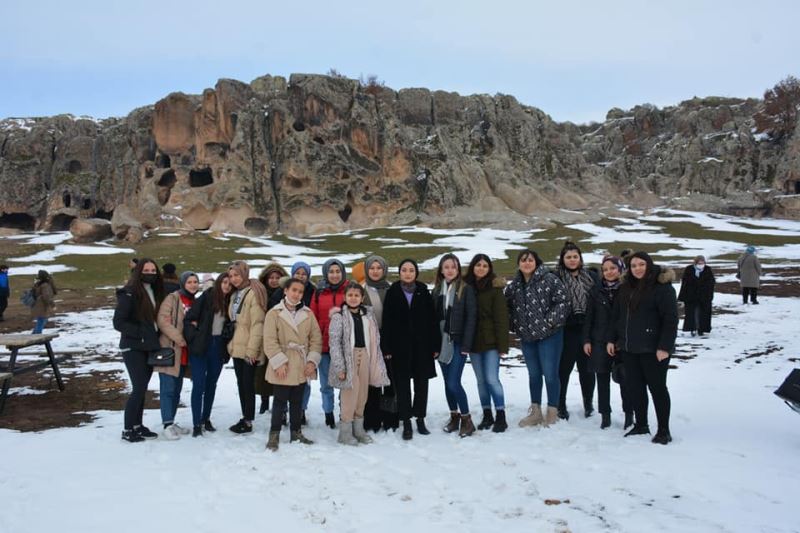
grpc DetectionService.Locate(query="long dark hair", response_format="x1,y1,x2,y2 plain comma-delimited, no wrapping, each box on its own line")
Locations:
434,253,462,286
35,270,58,295
211,272,231,314
558,241,584,270
620,251,657,311
126,258,165,323
516,249,543,269
464,253,496,290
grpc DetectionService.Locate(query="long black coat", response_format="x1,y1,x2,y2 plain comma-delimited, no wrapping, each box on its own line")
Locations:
582,284,617,373
678,265,715,333
380,281,441,381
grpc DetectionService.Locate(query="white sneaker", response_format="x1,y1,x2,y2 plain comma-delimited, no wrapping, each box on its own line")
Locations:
163,424,181,440
172,423,191,435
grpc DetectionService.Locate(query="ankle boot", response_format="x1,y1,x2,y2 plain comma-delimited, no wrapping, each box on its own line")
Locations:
353,418,373,444
624,424,650,437
491,410,508,433
259,396,269,414
544,406,559,427
290,430,314,444
459,414,476,438
477,408,494,430
416,418,430,435
600,413,611,429
402,419,413,440
623,412,634,430
266,431,280,451
325,412,336,429
652,427,672,445
557,406,570,420
519,404,544,427
443,412,460,433
583,398,594,418
337,421,358,446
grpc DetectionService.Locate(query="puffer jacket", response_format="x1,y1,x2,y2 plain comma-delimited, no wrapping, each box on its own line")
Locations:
310,282,349,353
432,280,478,352
227,288,267,361
607,267,679,355
262,301,323,386
328,307,390,389
113,287,161,352
156,291,188,377
505,266,569,342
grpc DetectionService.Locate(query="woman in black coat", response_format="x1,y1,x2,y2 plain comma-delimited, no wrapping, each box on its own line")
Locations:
112,258,165,443
607,252,678,445
183,273,233,436
380,258,441,440
677,255,715,336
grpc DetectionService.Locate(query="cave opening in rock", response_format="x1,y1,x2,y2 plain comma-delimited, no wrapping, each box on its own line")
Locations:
95,209,113,220
313,136,325,145
244,217,269,234
0,213,36,231
155,153,171,168
338,204,353,223
292,121,306,132
157,169,177,188
62,191,72,208
67,160,83,173
189,168,214,187
795,181,800,195
82,198,92,210
49,213,76,231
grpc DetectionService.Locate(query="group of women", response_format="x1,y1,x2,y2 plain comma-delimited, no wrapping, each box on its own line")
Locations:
113,241,680,449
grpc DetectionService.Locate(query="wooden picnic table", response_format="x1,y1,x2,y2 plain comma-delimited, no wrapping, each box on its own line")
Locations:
0,333,71,413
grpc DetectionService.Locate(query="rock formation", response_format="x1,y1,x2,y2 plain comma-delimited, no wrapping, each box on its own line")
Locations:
1,73,798,237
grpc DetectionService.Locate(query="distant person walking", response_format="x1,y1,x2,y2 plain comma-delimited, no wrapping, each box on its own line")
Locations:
678,256,715,336
737,246,762,304
0,265,9,322
31,270,56,334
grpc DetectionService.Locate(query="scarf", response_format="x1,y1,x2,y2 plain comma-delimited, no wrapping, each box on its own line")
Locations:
228,260,268,311
318,258,347,291
560,267,594,315
601,278,621,304
437,281,456,365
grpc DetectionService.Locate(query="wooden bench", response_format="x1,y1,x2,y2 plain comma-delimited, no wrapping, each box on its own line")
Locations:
0,333,71,414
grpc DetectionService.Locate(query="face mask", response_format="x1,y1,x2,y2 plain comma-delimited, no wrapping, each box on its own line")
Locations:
285,296,301,307
141,274,157,284
696,264,705,271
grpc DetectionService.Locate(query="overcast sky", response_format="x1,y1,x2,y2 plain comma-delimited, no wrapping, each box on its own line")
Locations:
2,0,799,123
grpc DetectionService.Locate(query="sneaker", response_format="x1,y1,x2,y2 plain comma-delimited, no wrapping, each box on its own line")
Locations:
173,423,191,435
162,424,181,440
134,425,158,440
229,419,253,434
203,420,217,432
624,424,651,437
121,429,145,443
192,425,203,438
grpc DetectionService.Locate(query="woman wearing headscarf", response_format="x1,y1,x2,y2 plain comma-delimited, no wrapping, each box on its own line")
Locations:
156,271,200,439
380,259,441,440
555,241,599,420
310,258,349,428
737,246,761,305
256,262,289,414
226,260,268,434
31,270,57,334
678,255,715,336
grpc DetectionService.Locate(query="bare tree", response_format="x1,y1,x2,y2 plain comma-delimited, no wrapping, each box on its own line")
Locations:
754,75,800,141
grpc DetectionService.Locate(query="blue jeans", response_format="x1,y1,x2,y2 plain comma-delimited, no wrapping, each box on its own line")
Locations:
159,366,185,424
469,349,505,410
300,354,334,413
521,329,564,407
189,336,225,426
32,317,47,334
440,344,469,414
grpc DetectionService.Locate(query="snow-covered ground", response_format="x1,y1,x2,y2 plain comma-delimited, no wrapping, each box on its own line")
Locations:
0,289,798,532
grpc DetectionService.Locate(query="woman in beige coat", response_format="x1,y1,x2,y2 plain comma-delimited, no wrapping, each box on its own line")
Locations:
263,278,322,451
31,270,56,334
156,271,199,440
227,260,268,434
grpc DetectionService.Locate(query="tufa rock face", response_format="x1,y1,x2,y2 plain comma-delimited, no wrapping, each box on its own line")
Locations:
1,76,799,236
69,217,113,243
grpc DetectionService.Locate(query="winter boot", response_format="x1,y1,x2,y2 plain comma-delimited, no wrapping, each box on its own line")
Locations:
600,413,611,429
544,406,559,427
266,431,280,451
583,398,594,418
623,412,634,430
338,421,359,446
518,404,544,427
290,430,314,445
652,428,673,445
491,410,508,433
192,425,203,437
402,419,413,440
624,424,651,437
557,406,570,420
477,408,494,430
416,418,430,435
443,412,460,433
459,414,476,438
325,412,336,429
353,418,373,444
259,396,269,414
203,420,216,432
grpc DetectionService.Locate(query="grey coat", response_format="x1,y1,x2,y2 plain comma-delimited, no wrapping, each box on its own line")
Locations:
737,253,762,288
328,307,390,390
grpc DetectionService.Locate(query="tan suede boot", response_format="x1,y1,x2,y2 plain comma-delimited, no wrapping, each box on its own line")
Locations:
518,404,544,427
544,406,559,427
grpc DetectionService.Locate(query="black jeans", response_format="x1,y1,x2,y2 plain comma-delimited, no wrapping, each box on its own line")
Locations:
742,288,758,304
623,351,670,430
123,350,153,430
270,384,305,431
233,358,256,421
395,377,429,420
559,323,596,410
0,289,8,318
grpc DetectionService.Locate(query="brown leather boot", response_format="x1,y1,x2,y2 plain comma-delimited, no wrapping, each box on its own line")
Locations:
443,412,460,433
459,414,476,438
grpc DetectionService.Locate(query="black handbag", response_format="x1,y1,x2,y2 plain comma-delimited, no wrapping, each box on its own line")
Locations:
148,347,175,367
775,369,800,413
380,387,398,413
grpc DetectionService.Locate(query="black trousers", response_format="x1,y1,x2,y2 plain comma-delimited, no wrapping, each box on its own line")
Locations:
233,358,256,421
123,350,153,430
683,301,712,334
395,376,429,421
742,288,758,304
270,384,305,431
623,351,670,430
559,323,596,410
0,289,8,318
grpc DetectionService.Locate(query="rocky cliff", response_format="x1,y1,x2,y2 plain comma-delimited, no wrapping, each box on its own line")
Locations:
1,73,798,239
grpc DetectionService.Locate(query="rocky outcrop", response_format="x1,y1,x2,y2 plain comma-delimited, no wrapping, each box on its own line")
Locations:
69,217,112,243
1,74,798,236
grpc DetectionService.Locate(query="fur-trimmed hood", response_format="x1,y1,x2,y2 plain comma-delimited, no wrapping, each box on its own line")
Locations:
620,265,675,285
